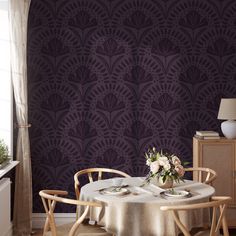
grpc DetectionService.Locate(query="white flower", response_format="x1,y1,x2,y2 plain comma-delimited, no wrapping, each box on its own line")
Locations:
150,161,160,173
158,156,168,166
163,163,171,171
172,156,181,166
146,159,152,166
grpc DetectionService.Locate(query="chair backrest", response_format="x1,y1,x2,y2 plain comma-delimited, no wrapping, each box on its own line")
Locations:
160,196,231,236
74,168,130,200
39,190,102,236
184,167,217,185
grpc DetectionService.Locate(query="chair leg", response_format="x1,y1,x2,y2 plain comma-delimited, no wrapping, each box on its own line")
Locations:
43,216,50,235
42,198,57,235
76,205,78,221
222,215,229,236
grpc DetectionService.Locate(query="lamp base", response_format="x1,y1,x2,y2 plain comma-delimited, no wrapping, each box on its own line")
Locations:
221,120,236,139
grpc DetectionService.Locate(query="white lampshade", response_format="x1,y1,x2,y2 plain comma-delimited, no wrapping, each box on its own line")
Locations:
218,98,236,139
218,98,236,120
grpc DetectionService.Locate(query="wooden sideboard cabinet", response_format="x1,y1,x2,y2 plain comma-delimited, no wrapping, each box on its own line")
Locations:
193,137,236,227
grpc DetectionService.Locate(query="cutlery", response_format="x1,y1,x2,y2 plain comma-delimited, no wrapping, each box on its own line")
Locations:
96,187,107,192
96,184,129,192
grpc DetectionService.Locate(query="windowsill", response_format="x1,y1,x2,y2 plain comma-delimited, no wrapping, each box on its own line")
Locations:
0,161,19,178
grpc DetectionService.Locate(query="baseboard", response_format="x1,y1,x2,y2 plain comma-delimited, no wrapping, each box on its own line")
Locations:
32,213,76,229
4,222,12,236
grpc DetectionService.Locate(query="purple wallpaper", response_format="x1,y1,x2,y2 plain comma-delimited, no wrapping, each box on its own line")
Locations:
28,0,236,212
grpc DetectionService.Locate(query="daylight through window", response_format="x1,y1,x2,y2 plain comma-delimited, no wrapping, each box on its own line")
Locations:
0,0,12,156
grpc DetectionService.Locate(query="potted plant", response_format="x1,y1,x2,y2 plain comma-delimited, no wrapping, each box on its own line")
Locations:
0,139,10,169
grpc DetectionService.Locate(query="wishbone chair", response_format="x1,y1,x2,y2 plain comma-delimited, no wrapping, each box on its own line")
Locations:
74,168,130,220
39,190,113,236
160,196,231,236
184,167,217,185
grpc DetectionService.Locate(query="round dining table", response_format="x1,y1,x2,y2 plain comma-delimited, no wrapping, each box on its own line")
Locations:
79,177,215,236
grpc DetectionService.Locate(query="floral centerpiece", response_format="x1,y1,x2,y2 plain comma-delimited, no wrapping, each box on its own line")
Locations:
144,147,185,187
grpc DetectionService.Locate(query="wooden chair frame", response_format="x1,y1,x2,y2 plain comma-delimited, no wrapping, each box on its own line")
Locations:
74,168,130,220
185,167,217,185
39,190,103,236
160,196,231,236
74,168,130,200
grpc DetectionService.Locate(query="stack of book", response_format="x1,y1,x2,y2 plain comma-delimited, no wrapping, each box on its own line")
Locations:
195,131,220,139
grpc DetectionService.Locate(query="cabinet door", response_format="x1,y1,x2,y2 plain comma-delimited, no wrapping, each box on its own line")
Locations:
0,178,11,236
200,142,235,203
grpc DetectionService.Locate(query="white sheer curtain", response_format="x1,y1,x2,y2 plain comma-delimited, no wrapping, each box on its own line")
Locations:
9,0,32,235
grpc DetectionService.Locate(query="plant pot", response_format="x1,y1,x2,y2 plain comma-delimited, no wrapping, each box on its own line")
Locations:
157,176,173,189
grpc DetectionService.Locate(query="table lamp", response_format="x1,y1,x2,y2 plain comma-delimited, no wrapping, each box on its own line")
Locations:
218,98,236,139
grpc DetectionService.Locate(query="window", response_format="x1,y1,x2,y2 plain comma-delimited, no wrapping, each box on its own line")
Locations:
0,0,12,156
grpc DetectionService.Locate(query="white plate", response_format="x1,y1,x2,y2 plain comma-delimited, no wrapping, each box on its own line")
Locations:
164,190,189,198
100,187,129,196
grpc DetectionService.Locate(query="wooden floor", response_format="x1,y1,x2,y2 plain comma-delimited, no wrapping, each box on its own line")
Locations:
223,229,236,236
32,229,43,236
32,228,236,236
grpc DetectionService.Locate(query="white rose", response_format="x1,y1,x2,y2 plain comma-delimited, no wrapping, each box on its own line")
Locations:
164,163,171,171
158,156,168,166
150,161,160,173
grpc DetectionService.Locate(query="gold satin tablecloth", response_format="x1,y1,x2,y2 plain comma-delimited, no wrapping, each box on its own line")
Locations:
79,177,215,236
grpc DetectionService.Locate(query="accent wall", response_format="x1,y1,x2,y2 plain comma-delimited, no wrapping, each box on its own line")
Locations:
28,0,236,212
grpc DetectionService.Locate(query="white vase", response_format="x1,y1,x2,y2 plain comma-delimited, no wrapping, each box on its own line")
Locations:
157,176,173,189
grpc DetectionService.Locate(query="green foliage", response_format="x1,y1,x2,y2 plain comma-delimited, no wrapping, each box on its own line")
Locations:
0,139,10,164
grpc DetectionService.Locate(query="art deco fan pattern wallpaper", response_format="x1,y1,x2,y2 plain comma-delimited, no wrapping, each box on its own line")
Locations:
27,0,236,212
